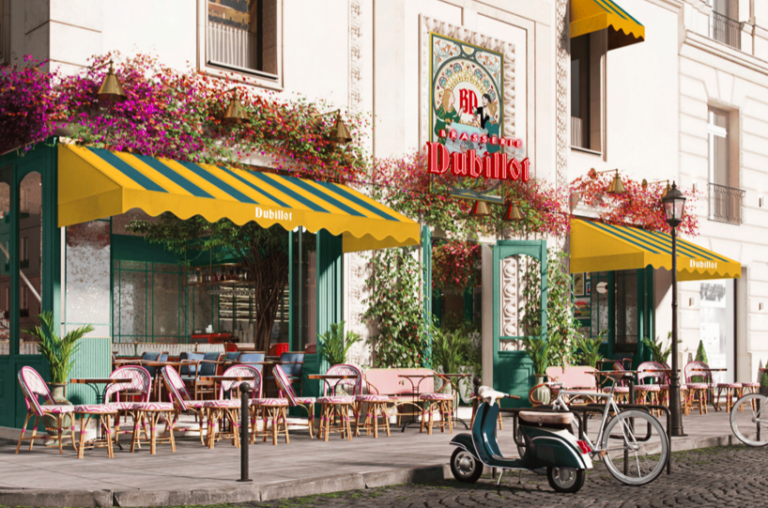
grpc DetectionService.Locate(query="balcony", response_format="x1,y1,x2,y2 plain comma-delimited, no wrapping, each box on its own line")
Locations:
708,183,745,225
709,12,741,50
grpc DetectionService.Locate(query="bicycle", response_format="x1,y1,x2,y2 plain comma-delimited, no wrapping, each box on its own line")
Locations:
532,376,669,486
730,391,768,447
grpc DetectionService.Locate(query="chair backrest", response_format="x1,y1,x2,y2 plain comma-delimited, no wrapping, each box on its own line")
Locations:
219,364,261,398
637,361,666,385
141,352,168,376
226,351,242,362
684,361,711,384
279,352,305,378
363,368,435,395
199,352,222,376
239,352,266,372
17,366,53,416
545,366,597,390
180,352,204,376
161,365,191,411
324,364,363,396
105,365,152,403
273,364,298,406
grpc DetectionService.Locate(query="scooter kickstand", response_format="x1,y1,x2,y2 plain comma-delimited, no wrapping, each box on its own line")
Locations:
496,470,504,486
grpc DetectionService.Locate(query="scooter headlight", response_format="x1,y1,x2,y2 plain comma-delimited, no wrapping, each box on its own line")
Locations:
576,440,592,454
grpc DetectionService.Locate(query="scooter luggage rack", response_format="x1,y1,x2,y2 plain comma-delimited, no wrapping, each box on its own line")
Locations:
499,402,672,476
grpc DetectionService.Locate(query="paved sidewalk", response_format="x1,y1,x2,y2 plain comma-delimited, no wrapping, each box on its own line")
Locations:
0,407,745,507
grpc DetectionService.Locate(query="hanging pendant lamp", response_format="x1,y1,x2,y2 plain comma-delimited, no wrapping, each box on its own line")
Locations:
223,89,249,124
606,170,626,195
327,111,353,145
503,202,524,222
469,200,491,217
97,60,127,102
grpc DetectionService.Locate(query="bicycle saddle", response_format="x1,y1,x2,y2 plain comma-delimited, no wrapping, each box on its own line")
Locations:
519,411,573,426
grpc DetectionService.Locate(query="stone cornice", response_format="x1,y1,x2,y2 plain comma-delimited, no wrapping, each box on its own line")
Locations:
683,31,768,78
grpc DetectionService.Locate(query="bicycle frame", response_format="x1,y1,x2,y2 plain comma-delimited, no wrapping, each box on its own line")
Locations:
551,388,623,454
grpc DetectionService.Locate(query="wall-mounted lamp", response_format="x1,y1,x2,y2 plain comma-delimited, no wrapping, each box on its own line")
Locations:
469,200,491,217
503,202,524,222
312,110,353,145
222,89,249,124
641,179,671,199
96,60,127,102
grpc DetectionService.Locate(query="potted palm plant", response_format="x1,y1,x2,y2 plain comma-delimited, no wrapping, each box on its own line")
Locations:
25,312,93,435
318,321,361,367
521,333,551,405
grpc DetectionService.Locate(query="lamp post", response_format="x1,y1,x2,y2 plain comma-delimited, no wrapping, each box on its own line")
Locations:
662,182,686,437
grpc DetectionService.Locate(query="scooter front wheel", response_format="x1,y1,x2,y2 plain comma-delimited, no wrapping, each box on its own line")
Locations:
450,448,483,483
547,467,585,493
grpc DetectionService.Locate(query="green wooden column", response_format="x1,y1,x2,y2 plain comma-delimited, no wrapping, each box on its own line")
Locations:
302,230,343,399
422,225,432,368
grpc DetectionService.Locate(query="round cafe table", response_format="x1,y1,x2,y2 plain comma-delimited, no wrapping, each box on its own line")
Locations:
70,377,131,404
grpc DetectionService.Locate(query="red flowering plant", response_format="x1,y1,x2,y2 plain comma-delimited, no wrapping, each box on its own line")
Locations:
432,240,481,293
2,53,371,184
570,170,700,236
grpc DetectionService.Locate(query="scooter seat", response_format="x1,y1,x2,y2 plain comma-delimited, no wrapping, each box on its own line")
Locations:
519,411,573,426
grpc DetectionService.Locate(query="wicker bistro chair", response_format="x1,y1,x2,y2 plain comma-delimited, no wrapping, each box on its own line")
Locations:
683,361,711,415
419,374,457,435
273,364,316,438
597,360,631,404
204,364,258,449
685,361,741,413
105,366,177,454
140,351,168,400
16,366,76,455
161,365,214,446
355,378,391,439
72,402,120,459
317,364,363,442
634,362,663,414
658,362,690,415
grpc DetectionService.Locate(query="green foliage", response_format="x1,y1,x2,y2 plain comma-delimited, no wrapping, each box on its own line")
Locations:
363,247,428,368
761,370,768,388
318,321,361,366
692,340,709,383
643,332,680,363
576,329,607,368
126,214,289,352
520,333,549,374
520,249,580,368
25,312,94,384
431,320,481,375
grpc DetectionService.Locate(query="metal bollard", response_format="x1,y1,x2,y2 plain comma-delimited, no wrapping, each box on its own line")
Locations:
238,382,252,482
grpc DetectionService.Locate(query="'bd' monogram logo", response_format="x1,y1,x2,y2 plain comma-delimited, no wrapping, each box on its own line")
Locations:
459,89,477,115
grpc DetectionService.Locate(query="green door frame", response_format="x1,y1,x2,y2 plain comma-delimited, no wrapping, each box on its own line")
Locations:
492,240,547,407
0,142,61,428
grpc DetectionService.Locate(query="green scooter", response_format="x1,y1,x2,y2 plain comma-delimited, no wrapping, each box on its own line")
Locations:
449,393,593,493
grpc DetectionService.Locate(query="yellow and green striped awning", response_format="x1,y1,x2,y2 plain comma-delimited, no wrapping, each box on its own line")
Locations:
570,219,741,281
58,143,420,252
571,0,645,50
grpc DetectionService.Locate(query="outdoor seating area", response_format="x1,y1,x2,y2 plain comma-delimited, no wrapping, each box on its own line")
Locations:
14,355,469,460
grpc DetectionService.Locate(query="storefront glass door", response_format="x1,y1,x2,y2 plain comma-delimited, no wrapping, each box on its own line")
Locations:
699,279,735,383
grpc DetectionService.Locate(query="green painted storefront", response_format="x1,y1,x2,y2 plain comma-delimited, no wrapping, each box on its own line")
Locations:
0,142,345,428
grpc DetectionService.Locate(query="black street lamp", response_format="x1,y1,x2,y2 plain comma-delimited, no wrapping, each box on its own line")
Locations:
662,182,686,437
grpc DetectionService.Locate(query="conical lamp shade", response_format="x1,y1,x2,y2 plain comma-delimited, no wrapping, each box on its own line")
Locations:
661,183,670,199
503,202,524,221
97,62,127,102
328,112,353,144
469,200,491,217
223,93,249,124
607,173,626,194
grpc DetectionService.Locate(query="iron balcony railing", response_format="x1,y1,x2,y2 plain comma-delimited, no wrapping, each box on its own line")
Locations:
710,11,741,50
708,183,745,225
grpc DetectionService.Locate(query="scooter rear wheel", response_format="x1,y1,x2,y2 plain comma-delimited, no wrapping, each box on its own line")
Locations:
547,467,585,493
450,448,483,483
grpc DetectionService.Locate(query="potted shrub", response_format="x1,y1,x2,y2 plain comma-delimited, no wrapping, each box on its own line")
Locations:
318,321,361,367
24,312,93,437
575,330,607,368
760,368,768,397
521,334,551,405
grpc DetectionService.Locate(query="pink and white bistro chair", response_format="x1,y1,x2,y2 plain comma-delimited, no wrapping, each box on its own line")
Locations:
273,364,316,438
250,368,291,446
634,362,663,414
317,364,362,442
205,364,256,449
685,361,742,413
105,365,177,454
16,366,76,455
161,365,213,447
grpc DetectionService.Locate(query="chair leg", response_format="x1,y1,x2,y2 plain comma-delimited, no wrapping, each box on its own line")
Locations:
497,412,503,430
77,415,90,459
16,412,32,454
105,415,115,459
28,416,40,451
420,402,427,434
382,403,391,437
57,415,64,455
344,405,353,441
131,412,141,453
282,407,290,444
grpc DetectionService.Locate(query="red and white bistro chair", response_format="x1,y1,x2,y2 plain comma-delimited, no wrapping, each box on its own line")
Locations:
419,373,456,435
273,364,316,438
161,365,212,447
204,364,256,449
250,368,290,446
317,364,362,442
16,366,76,455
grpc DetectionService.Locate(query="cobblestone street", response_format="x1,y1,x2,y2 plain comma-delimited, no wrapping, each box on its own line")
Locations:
247,446,759,508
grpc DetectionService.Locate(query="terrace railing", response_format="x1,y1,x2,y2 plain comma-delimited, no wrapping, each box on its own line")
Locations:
708,182,745,225
710,11,741,50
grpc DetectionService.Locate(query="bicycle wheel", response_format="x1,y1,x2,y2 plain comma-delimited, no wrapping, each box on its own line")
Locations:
730,393,768,447
601,409,668,486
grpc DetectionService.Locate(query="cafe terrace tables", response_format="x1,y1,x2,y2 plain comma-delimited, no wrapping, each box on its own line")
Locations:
70,377,131,404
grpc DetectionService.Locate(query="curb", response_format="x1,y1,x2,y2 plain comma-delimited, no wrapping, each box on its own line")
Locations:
0,433,744,507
